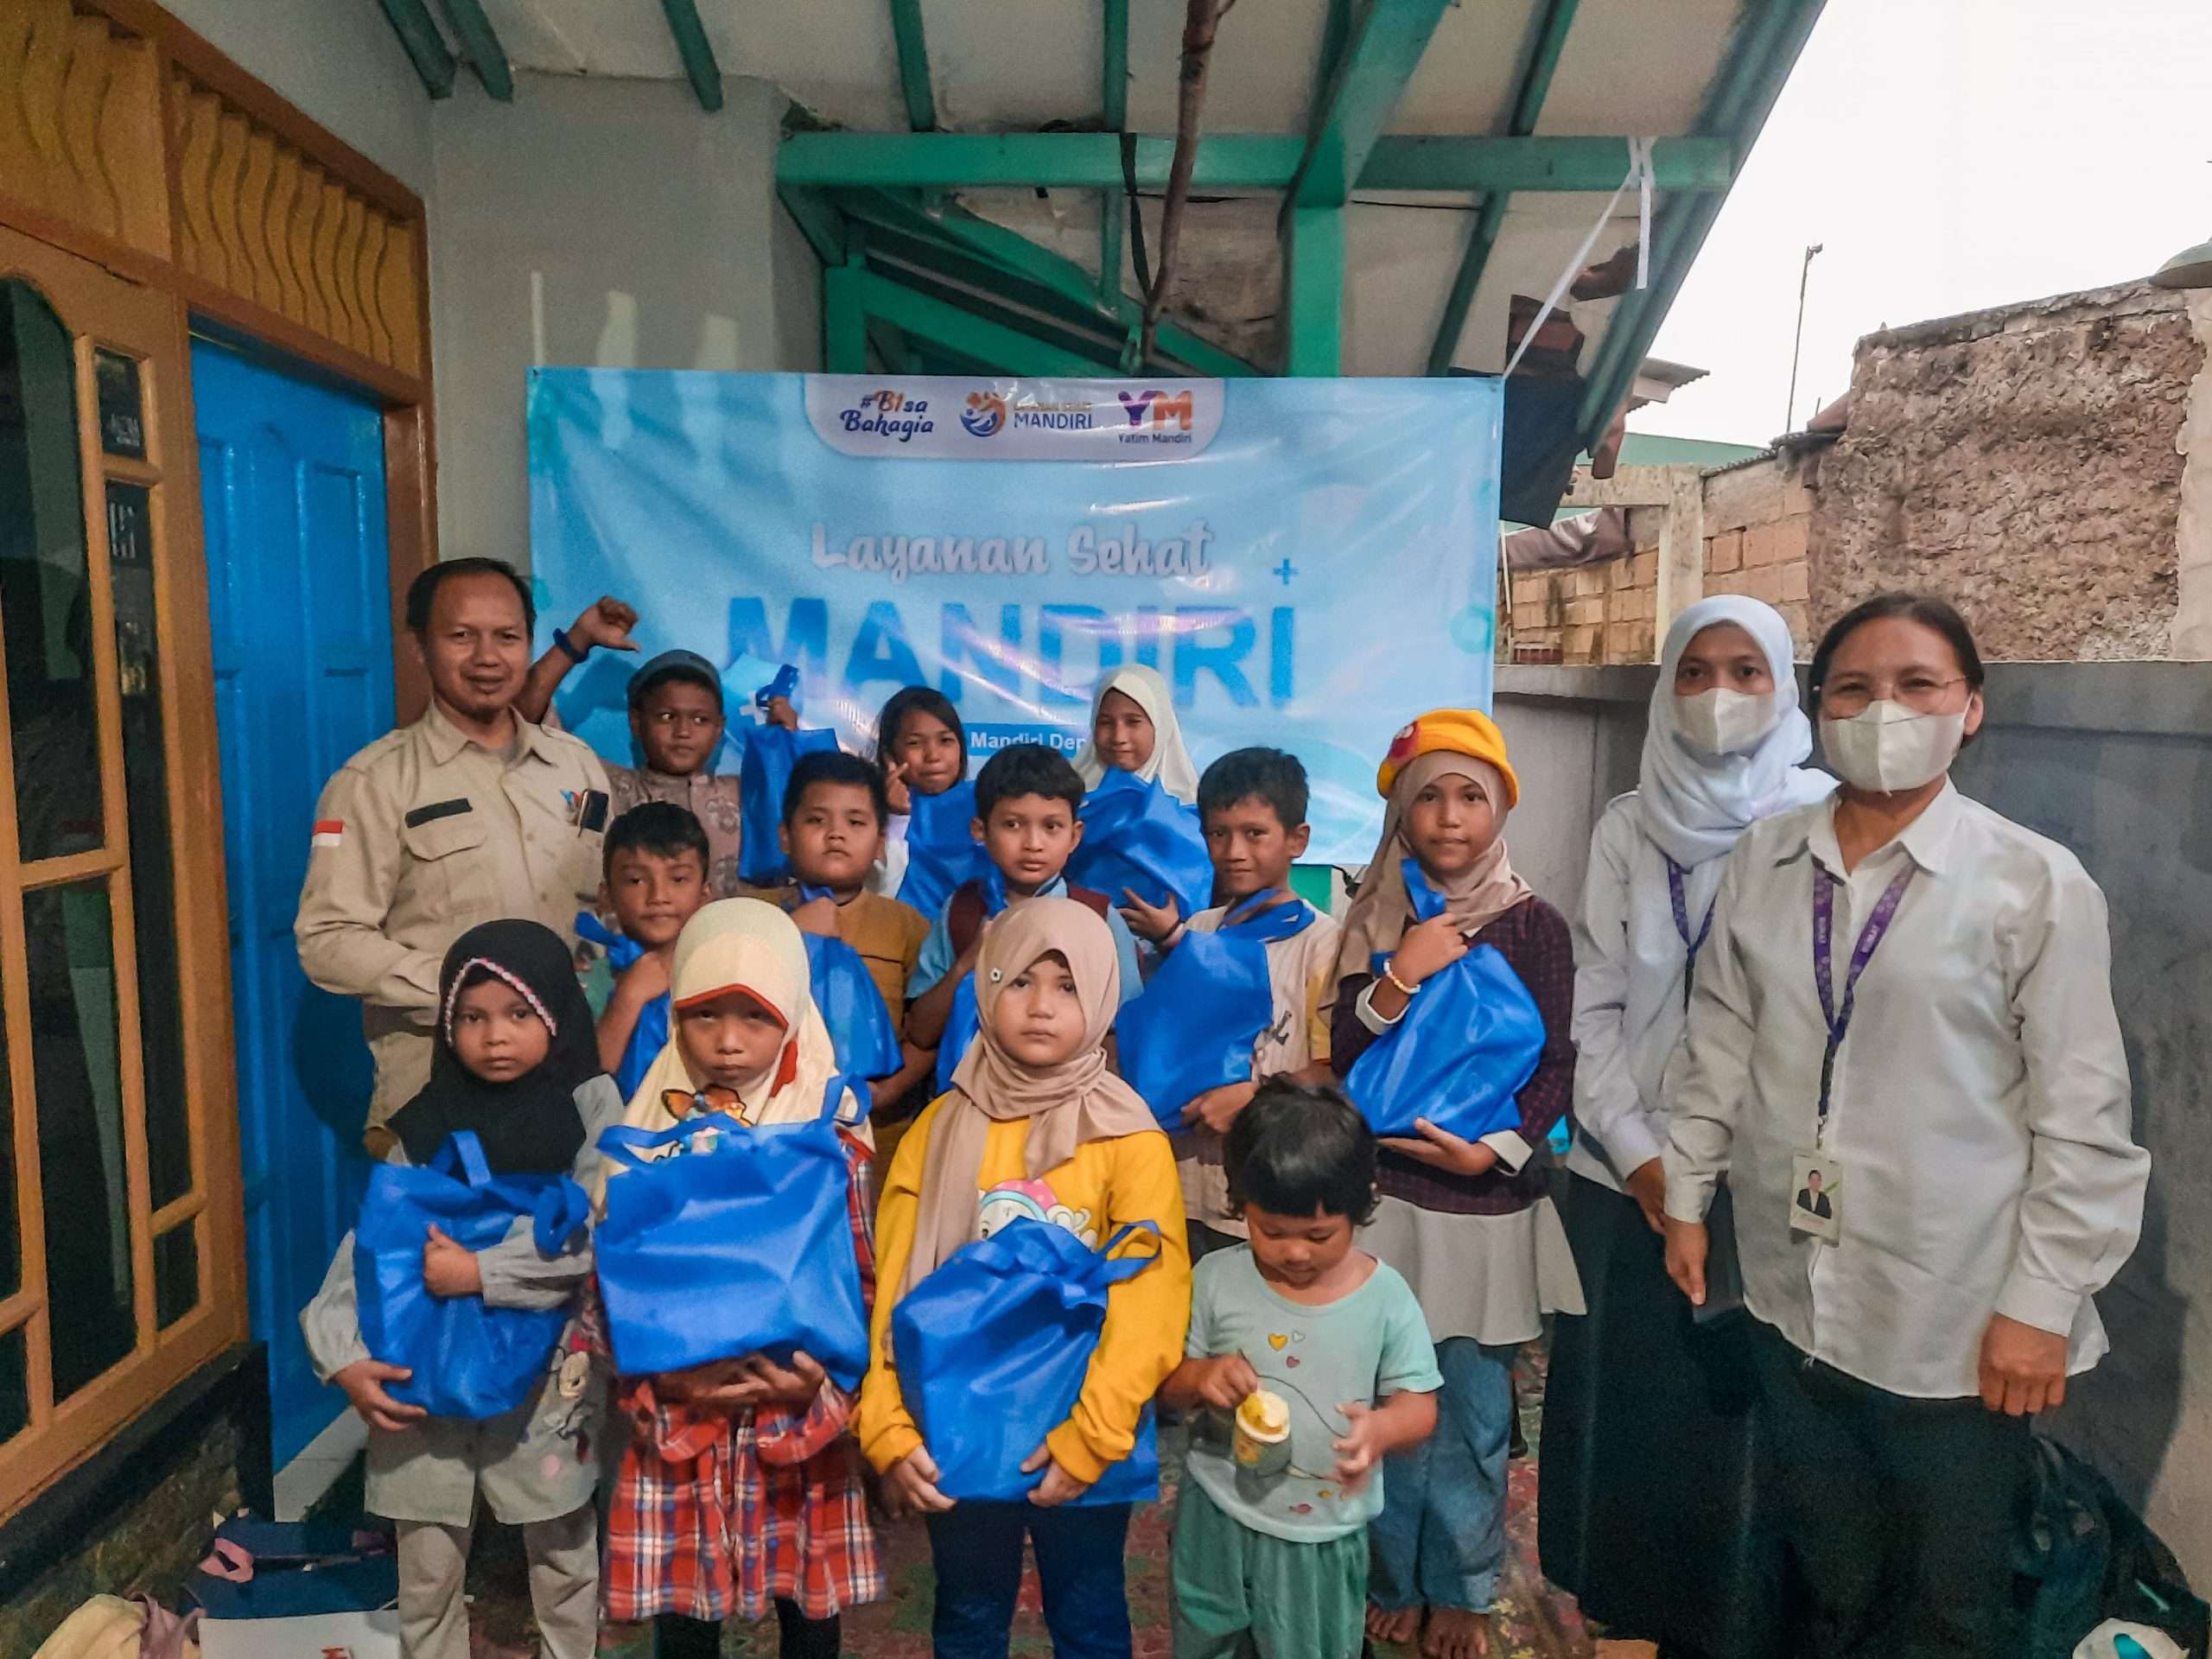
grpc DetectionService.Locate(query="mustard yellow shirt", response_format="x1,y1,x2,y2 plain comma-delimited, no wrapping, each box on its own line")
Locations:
860,1096,1192,1485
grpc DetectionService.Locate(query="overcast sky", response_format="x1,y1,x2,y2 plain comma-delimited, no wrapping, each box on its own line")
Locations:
1632,0,2212,447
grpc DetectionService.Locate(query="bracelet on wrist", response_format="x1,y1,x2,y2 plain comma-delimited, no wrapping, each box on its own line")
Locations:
1382,958,1420,998
553,626,588,664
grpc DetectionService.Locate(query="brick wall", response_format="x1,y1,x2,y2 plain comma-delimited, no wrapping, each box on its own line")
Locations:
1810,282,2197,658
1507,454,1817,665
1700,451,1815,651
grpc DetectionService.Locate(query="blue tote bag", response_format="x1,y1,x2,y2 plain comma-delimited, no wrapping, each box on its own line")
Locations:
801,926,901,1080
892,1218,1164,1506
1118,893,1314,1128
738,725,841,886
1068,769,1212,917
353,1131,590,1419
594,1078,870,1388
1344,860,1546,1142
898,780,988,920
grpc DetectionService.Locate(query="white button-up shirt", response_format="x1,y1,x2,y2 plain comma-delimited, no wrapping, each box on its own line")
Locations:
1567,792,1727,1192
1663,783,2149,1399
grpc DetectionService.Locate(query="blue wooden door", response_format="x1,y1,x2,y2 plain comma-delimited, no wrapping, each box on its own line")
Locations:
193,339,393,1467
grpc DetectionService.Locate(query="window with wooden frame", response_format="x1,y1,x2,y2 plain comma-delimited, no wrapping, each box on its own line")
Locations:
0,223,244,1516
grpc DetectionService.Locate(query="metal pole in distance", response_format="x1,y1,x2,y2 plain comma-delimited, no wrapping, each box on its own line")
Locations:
1785,240,1822,432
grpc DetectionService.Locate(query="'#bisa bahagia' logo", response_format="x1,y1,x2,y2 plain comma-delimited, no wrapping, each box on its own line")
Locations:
839,388,934,442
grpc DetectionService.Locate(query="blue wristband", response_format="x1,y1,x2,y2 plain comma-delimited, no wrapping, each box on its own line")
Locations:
553,627,588,664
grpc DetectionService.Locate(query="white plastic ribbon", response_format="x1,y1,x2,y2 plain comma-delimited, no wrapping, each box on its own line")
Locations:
1501,135,1656,382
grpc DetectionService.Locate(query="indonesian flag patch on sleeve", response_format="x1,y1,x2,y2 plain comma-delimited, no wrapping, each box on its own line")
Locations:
311,819,345,849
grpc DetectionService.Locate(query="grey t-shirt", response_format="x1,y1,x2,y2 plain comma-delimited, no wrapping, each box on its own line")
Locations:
1183,1245,1441,1543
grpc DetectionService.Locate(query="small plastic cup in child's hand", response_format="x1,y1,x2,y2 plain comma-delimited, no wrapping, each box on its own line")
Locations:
1232,1388,1293,1478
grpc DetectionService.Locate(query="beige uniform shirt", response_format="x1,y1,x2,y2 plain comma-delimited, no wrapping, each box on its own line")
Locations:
606,763,746,898
296,705,611,1128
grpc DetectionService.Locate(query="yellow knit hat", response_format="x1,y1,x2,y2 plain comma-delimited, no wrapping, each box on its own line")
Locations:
1376,708,1519,807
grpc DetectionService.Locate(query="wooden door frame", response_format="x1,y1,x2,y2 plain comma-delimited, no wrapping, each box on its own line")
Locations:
0,221,246,1515
0,0,438,719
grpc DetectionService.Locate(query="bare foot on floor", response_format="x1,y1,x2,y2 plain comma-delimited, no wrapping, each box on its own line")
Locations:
1594,1643,1660,1658
1422,1605,1491,1659
1367,1600,1423,1648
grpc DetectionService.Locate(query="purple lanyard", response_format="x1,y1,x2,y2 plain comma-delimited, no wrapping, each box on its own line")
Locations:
1811,864,1915,1123
1664,857,1715,1012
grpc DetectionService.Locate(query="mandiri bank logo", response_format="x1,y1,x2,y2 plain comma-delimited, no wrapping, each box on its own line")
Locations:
1116,388,1197,445
961,391,1007,437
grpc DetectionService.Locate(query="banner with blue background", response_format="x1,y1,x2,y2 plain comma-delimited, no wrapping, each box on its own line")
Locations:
526,372,1501,865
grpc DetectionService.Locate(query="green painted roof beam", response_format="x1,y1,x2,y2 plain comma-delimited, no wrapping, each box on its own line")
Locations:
1573,0,1821,443
377,0,457,99
778,131,1732,194
1427,0,1580,374
859,273,1117,378
779,186,845,269
1099,0,1128,310
661,0,724,111
827,187,1260,376
1282,206,1344,375
1286,0,1452,208
442,0,514,101
890,0,938,130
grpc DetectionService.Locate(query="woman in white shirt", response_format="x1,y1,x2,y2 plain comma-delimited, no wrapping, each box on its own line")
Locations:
1541,595,1829,1659
1663,593,2150,1659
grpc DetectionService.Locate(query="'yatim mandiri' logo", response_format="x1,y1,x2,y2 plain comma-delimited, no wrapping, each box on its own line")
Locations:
961,391,1007,437
1116,388,1197,444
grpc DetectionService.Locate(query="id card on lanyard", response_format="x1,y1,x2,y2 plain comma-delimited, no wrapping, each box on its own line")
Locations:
1793,861,1914,1243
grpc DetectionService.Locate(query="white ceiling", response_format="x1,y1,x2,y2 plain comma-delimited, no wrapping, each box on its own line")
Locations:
457,0,1761,379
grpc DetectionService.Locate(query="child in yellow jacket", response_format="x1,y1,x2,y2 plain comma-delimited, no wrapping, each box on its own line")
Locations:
861,895,1191,1657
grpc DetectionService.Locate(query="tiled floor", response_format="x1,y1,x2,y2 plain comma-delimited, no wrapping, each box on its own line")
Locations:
442,1347,1599,1657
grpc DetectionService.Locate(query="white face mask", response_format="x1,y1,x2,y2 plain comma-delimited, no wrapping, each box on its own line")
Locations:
1675,688,1777,757
1820,700,1967,792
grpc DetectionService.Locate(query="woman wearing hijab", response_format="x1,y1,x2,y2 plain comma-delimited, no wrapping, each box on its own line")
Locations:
1664,594,2148,1658
1073,664,1202,804
1539,597,1833,1658
861,897,1191,1659
302,919,620,1659
601,899,881,1659
1329,710,1583,1659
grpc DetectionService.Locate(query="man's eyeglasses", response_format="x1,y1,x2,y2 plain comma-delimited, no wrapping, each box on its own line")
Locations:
1817,675,1967,718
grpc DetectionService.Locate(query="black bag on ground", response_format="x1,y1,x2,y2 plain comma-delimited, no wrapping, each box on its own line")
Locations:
2016,1436,2209,1659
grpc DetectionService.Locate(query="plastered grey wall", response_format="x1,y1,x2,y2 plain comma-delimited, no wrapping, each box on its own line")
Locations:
427,72,822,569
1494,664,2212,1584
156,0,431,191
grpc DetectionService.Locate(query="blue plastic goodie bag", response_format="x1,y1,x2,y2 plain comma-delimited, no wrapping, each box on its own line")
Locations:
892,1217,1164,1506
353,1130,589,1419
738,724,840,885
801,926,901,1080
1344,859,1545,1141
897,780,988,920
594,1077,870,1389
1118,893,1315,1128
1068,769,1212,917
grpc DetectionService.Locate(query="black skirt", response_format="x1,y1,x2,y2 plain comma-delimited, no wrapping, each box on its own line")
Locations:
1539,1173,1785,1659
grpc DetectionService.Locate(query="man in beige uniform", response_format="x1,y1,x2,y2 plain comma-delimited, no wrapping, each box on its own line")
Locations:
296,557,610,1151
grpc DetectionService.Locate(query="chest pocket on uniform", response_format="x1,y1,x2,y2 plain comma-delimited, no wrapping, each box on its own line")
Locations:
402,803,490,922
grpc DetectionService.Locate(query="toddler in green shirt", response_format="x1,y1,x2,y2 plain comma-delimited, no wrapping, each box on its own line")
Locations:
1161,1081,1442,1659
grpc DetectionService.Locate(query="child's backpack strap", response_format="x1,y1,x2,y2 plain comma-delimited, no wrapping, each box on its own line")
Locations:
947,880,988,957
1067,884,1112,922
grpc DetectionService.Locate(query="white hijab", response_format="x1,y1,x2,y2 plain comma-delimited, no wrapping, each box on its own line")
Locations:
1072,664,1201,803
1638,596,1834,868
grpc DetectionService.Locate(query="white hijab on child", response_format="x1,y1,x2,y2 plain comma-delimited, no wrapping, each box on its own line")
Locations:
1638,595,1834,868
1072,664,1201,804
621,899,867,1140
